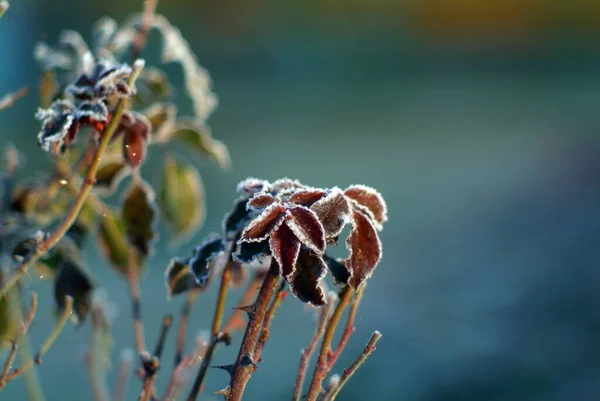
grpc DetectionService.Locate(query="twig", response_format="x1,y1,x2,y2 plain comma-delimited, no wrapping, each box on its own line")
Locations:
127,249,146,354
88,305,111,401
154,315,173,359
130,0,159,61
0,292,38,390
227,259,280,401
138,357,159,401
173,289,200,367
326,286,364,369
5,296,73,382
322,331,382,401
162,337,207,401
305,287,352,401
0,86,30,111
292,300,335,401
252,281,286,360
0,60,145,300
113,350,134,401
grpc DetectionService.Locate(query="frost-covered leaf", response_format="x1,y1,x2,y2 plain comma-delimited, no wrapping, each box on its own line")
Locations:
288,250,327,306
94,157,131,196
93,17,118,50
34,42,73,71
164,257,194,299
270,178,304,194
97,210,129,274
269,223,300,279
286,206,325,253
117,111,151,168
311,188,351,240
233,239,270,264
143,102,176,142
223,197,251,240
59,30,90,60
288,189,325,207
247,193,276,210
157,155,205,243
121,180,157,256
54,257,94,323
76,100,109,122
346,209,382,289
344,185,387,229
241,203,286,243
36,100,78,154
323,255,349,286
67,60,132,101
237,178,269,196
190,237,226,286
171,120,230,170
135,67,172,106
12,230,46,263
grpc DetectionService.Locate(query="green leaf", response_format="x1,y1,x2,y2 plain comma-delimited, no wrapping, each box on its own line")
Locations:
157,155,205,244
164,257,195,299
97,209,129,274
0,286,16,348
121,179,157,257
68,200,97,248
171,120,231,170
133,67,172,106
54,257,94,323
94,157,131,197
143,102,176,143
33,236,82,280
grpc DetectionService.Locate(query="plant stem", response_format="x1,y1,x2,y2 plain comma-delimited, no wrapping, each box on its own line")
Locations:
326,286,364,369
252,281,286,360
292,300,334,401
222,274,261,335
322,331,382,401
130,0,159,61
112,350,134,401
127,249,146,354
0,61,145,300
173,289,199,366
305,287,352,401
154,315,173,359
227,259,280,401
186,257,233,401
88,306,111,401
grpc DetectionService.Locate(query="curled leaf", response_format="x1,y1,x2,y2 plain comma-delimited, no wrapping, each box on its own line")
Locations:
117,111,151,168
344,185,388,229
97,210,129,274
247,193,276,210
346,209,382,289
189,237,226,285
323,255,350,286
36,100,78,154
164,257,194,299
94,157,131,196
157,155,205,243
288,250,327,306
288,189,325,207
233,239,271,264
223,197,251,240
237,178,269,195
241,203,286,243
171,120,230,170
286,206,325,253
121,180,157,256
54,257,94,323
311,187,351,240
269,223,300,279
67,59,133,101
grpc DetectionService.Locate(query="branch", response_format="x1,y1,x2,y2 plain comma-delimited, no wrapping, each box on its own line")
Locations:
222,274,262,335
88,305,111,401
252,281,286,360
0,86,30,111
322,331,382,401
0,60,145,300
153,315,173,359
326,286,364,369
173,289,200,367
127,249,146,354
130,0,159,61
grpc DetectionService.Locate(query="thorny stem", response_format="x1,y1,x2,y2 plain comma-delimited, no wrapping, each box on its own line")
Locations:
292,300,335,401
252,281,286,360
227,259,280,401
128,249,146,354
0,61,145,300
327,286,364,369
0,292,38,390
174,289,200,367
322,331,382,401
222,274,262,335
186,252,234,401
5,296,74,383
306,287,352,401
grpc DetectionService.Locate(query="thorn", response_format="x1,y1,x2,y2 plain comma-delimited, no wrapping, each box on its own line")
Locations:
211,363,235,375
214,386,231,399
233,304,256,319
240,354,257,370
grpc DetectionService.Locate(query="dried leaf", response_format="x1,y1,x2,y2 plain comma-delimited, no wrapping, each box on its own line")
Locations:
346,210,382,289
121,180,157,256
311,188,351,239
241,203,286,243
344,185,388,229
76,100,109,122
157,155,205,243
270,178,304,194
223,197,251,241
288,250,327,306
233,239,270,264
164,257,194,299
269,223,300,279
143,102,176,142
237,178,269,195
247,193,276,210
39,70,59,108
54,257,94,323
286,206,325,253
171,120,230,170
288,189,325,207
323,255,350,286
189,237,226,286
36,100,78,154
116,111,151,168
97,210,129,274
93,17,118,50
94,158,131,196
67,60,133,101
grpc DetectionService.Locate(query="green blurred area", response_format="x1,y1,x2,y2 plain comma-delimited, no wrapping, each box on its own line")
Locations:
1,1,600,400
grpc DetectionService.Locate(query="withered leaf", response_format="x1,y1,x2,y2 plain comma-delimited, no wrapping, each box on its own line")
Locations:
311,188,351,239
288,189,326,207
286,206,325,253
247,193,276,210
223,197,251,240
157,155,205,243
269,223,300,279
237,178,269,195
118,111,151,168
94,158,131,197
344,185,388,229
134,67,172,106
143,102,176,142
190,237,226,286
171,120,230,170
121,180,157,256
288,250,327,306
54,257,94,323
97,209,129,274
233,239,271,264
323,255,350,286
241,203,286,243
346,209,382,289
270,178,304,194
164,257,194,299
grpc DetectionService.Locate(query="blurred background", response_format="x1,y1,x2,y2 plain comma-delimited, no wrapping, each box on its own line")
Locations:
2,0,600,400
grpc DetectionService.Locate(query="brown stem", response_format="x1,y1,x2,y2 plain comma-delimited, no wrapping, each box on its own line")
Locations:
0,60,145,300
326,286,364,369
162,339,206,401
305,287,352,401
174,289,199,367
292,300,335,401
130,0,159,62
227,259,280,401
0,292,37,390
252,281,286,360
113,350,134,401
322,331,382,401
222,274,261,335
127,249,146,354
138,357,159,401
153,315,173,359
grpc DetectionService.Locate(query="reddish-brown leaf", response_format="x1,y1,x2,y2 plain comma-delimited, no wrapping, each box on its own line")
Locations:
237,178,269,195
247,193,276,210
269,223,300,278
311,187,351,239
286,206,325,253
123,130,147,168
288,188,326,207
288,249,327,306
241,203,286,242
344,185,388,229
346,209,382,289
118,111,151,168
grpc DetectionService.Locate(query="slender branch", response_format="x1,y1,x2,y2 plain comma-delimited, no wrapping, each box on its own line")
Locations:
0,86,30,111
252,281,286,360
305,287,352,401
88,305,111,401
138,357,159,401
327,286,364,369
113,350,134,401
153,315,173,359
322,331,382,401
292,300,335,401
174,289,199,367
0,292,38,390
162,337,207,401
222,274,261,335
227,259,280,401
5,296,73,382
0,60,145,300
127,249,146,354
130,0,159,62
